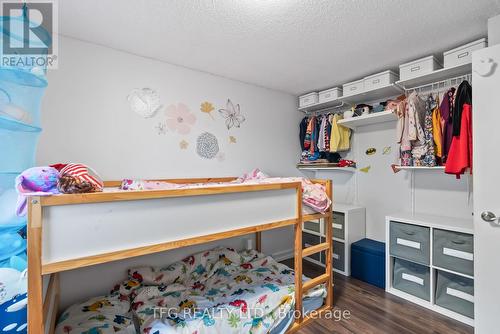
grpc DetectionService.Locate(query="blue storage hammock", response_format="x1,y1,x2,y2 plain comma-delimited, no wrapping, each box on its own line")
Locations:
0,172,26,234
0,117,41,172
0,69,47,127
0,232,26,268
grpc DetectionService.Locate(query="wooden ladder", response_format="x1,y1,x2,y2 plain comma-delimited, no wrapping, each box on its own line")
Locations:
289,179,334,332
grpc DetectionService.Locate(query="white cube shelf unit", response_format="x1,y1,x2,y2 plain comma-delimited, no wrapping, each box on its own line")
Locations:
302,203,366,276
385,212,474,326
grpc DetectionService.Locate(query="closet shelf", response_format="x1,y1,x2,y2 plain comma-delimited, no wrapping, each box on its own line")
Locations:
297,166,356,172
298,99,343,113
340,84,403,105
337,110,397,129
395,166,445,171
396,63,472,89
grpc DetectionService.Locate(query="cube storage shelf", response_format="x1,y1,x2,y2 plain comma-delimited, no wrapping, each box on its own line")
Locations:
302,203,366,276
385,212,474,326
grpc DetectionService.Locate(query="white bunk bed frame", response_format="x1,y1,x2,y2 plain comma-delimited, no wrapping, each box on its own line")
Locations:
27,177,334,334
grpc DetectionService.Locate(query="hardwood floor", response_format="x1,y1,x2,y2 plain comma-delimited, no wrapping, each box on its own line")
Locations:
282,259,473,334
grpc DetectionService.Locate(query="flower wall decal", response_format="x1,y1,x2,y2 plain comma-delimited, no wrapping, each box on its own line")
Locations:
127,88,162,118
229,136,237,144
219,99,245,130
200,101,215,120
165,103,197,135
179,140,189,149
196,132,219,159
155,122,167,135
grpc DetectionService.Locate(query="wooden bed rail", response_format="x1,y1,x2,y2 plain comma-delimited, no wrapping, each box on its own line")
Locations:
27,177,333,334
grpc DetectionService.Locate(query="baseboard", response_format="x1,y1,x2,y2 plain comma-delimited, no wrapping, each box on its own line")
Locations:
272,248,294,261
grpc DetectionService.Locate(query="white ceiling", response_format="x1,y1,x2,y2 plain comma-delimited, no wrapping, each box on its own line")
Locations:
59,0,500,95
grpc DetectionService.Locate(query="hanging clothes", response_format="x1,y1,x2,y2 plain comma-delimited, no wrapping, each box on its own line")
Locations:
329,114,351,152
406,92,427,166
453,80,472,136
440,87,456,163
432,95,443,163
317,115,328,152
299,116,308,151
445,104,472,178
396,98,413,166
421,94,437,167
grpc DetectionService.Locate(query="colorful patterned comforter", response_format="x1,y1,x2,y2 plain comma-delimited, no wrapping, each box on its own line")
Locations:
56,248,326,334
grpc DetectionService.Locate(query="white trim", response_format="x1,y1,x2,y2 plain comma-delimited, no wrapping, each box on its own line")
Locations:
272,248,294,262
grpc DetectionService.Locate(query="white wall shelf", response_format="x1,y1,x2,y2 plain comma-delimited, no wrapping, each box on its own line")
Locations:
395,166,445,171
340,84,403,105
337,110,397,129
298,99,344,113
297,166,356,172
396,63,472,89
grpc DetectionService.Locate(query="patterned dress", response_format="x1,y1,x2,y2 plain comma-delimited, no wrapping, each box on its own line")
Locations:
421,95,437,167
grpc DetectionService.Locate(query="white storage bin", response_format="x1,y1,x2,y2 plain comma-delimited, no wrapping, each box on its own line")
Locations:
299,92,319,108
363,70,399,91
318,87,342,103
444,38,487,68
399,56,442,81
342,79,364,97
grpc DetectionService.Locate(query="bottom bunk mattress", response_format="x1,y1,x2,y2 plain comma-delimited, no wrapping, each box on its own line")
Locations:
56,248,326,334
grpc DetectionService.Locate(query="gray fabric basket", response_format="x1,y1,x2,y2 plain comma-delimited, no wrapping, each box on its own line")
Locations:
390,221,430,265
333,212,345,240
435,270,474,319
433,229,474,276
393,258,430,301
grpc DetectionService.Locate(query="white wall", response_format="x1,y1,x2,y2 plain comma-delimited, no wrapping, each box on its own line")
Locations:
488,14,500,46
38,36,301,308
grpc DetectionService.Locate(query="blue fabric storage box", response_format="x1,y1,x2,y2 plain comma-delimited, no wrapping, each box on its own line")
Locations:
351,238,386,289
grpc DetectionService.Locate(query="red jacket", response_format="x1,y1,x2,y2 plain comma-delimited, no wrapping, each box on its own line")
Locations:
445,104,472,178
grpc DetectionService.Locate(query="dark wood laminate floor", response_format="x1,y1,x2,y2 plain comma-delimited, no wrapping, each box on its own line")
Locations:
282,259,473,334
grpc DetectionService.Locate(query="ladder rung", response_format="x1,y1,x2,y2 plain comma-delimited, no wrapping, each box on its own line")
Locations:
303,273,330,292
303,212,331,221
302,242,330,258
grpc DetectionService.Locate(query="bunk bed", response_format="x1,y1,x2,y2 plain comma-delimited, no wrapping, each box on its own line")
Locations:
27,177,333,334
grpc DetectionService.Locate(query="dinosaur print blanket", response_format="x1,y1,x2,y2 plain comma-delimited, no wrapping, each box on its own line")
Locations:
55,248,326,334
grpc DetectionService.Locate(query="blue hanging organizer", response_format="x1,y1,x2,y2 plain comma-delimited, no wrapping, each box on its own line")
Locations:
0,5,51,332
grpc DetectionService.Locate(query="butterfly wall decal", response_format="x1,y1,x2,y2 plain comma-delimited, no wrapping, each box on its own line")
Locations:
219,99,245,130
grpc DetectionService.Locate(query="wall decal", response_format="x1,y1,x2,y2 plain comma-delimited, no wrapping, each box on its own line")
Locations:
200,101,215,120
216,152,226,162
127,88,162,118
229,136,237,144
179,140,189,150
383,146,392,155
196,132,219,159
165,103,197,135
219,99,245,129
365,148,376,155
359,165,371,173
155,122,167,135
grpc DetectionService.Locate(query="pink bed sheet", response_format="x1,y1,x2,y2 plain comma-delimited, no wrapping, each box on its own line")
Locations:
119,169,331,213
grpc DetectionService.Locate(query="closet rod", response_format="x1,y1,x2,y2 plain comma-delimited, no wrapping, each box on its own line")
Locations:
304,102,347,116
404,73,472,95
